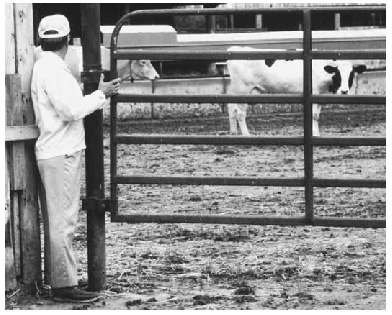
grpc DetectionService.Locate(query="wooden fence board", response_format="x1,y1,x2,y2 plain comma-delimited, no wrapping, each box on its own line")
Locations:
5,126,39,142
5,4,21,288
5,3,16,74
5,3,41,289
5,153,17,291
13,3,41,286
6,74,26,191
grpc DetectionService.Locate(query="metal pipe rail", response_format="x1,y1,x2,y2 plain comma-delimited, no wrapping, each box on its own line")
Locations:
112,50,386,61
114,175,385,189
111,214,384,229
114,135,305,146
114,135,385,147
114,94,386,105
109,6,386,228
109,5,386,45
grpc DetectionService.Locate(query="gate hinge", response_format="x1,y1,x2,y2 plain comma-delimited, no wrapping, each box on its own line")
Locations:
82,197,114,213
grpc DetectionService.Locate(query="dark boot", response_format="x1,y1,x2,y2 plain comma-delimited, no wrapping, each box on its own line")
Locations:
52,287,99,303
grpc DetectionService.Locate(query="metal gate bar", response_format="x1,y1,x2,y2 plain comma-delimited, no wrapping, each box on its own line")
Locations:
114,94,385,104
112,50,385,60
111,213,384,229
113,175,385,189
109,6,386,228
114,135,385,146
114,135,305,146
114,175,304,187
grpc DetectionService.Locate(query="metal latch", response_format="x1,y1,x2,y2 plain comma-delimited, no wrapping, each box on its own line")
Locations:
82,197,114,213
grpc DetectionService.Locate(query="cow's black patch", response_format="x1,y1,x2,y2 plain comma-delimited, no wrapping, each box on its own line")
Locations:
348,70,355,89
329,71,342,94
265,59,275,67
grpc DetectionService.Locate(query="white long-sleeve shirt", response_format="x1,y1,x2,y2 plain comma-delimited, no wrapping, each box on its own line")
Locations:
31,51,106,160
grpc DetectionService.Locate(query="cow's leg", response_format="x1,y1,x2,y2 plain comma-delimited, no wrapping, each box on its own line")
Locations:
228,83,250,136
312,103,321,136
236,103,250,136
228,103,239,135
227,83,237,135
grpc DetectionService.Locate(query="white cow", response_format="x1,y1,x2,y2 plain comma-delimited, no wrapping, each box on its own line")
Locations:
227,46,366,136
34,45,159,84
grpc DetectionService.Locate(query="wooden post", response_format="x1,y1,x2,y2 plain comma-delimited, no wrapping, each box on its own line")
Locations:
14,3,41,286
6,75,26,191
5,75,24,283
5,12,22,284
81,3,106,291
5,3,41,289
5,151,17,290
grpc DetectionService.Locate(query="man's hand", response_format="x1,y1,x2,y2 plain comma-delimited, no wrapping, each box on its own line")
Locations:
98,74,121,98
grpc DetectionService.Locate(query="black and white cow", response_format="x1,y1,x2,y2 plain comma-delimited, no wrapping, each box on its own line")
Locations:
227,46,366,136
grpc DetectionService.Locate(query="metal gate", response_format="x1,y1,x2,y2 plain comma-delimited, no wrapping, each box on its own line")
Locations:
108,6,385,228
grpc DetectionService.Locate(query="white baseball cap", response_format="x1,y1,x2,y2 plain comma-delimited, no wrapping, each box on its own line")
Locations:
38,14,70,39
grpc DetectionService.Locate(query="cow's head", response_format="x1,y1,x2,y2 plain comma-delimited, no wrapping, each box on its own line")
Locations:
324,62,366,94
129,60,160,81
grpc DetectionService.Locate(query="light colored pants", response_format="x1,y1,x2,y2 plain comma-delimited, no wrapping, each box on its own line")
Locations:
37,150,83,288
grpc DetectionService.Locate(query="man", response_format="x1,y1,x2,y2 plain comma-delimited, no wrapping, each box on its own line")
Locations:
31,14,120,303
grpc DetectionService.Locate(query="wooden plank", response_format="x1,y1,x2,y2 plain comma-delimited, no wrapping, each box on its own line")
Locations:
11,193,21,281
5,152,17,291
5,125,39,142
5,27,24,282
4,4,21,286
5,3,16,74
5,248,17,291
13,3,41,286
14,4,35,95
6,74,26,191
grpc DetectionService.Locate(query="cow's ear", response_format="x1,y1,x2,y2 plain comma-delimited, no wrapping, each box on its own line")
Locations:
324,65,337,74
354,65,366,74
265,59,275,67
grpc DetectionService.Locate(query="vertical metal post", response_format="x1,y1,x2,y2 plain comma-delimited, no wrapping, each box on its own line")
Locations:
228,15,234,29
81,3,106,291
334,13,341,30
303,10,314,224
256,14,263,30
151,80,156,119
206,15,216,33
109,23,119,217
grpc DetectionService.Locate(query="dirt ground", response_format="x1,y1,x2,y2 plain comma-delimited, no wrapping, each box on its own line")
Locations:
5,105,386,310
